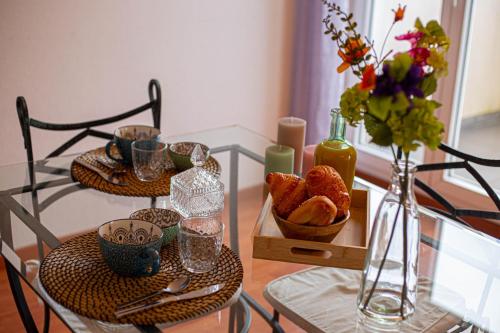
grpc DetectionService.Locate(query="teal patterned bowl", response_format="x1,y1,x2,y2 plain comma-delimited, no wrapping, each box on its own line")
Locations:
97,219,163,277
130,208,181,246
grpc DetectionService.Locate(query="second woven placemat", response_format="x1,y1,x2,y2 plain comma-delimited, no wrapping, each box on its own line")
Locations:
71,147,221,197
39,232,243,325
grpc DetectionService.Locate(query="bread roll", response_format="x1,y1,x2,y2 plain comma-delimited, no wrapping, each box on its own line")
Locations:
266,172,308,218
305,165,350,216
288,196,338,226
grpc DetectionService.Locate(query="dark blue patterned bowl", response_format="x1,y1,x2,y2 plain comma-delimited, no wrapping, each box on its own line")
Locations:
97,219,163,277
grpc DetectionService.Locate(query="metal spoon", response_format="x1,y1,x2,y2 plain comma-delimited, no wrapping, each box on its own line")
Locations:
116,275,191,310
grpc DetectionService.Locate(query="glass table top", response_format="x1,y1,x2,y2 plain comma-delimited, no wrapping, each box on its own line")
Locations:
0,125,498,333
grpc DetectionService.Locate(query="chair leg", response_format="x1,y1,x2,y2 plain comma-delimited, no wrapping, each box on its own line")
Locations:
228,304,236,333
236,303,244,332
4,258,39,332
272,310,280,333
240,292,285,333
227,296,252,333
43,303,50,333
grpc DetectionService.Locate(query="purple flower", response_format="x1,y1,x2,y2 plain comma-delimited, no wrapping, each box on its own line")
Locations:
373,64,423,98
373,65,398,96
401,65,424,97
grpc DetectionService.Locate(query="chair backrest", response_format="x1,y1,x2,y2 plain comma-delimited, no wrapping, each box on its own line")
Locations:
415,143,500,225
15,79,162,261
16,79,162,163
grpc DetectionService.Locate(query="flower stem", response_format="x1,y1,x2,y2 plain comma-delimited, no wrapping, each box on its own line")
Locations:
363,201,402,310
380,22,395,62
390,145,398,162
400,156,409,317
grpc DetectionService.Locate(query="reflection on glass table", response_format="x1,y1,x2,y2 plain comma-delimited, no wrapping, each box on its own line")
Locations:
431,219,500,333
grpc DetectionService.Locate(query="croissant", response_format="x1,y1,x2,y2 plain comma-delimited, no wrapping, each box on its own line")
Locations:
288,196,338,226
266,172,308,218
305,165,350,216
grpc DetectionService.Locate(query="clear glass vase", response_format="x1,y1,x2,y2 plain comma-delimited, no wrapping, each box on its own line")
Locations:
357,160,420,328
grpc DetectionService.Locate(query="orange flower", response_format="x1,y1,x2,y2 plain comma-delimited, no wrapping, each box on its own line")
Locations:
392,4,406,22
359,64,376,91
337,38,370,73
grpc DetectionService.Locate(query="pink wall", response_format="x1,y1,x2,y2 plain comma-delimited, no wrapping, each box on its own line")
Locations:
0,0,293,165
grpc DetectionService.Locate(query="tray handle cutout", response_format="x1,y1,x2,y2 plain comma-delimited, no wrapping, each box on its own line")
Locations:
290,247,333,260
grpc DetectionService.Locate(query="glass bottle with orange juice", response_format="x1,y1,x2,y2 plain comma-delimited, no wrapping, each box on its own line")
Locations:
314,108,357,194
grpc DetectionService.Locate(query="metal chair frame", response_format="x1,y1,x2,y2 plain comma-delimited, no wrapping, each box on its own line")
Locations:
17,79,161,164
415,143,500,226
6,79,161,333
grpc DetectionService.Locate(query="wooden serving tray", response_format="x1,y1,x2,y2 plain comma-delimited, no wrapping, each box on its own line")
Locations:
252,189,370,270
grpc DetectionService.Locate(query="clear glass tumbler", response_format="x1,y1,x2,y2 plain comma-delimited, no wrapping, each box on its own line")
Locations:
131,140,167,181
178,215,224,273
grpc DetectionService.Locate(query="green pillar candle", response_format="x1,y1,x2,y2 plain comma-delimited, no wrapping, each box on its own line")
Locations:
264,145,294,178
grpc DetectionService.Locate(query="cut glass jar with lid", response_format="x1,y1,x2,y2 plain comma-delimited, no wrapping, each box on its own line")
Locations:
170,144,224,217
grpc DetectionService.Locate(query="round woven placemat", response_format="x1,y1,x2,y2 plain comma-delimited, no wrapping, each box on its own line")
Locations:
39,232,243,325
71,147,221,197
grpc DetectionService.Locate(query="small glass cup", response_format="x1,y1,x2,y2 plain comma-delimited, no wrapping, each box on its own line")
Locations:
178,215,224,273
131,140,167,181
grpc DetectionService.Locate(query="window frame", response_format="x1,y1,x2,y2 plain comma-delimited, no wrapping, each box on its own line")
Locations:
348,0,498,212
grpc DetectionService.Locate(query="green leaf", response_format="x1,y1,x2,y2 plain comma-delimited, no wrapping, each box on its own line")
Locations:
426,20,446,38
339,84,369,126
387,98,444,153
420,75,437,97
415,19,450,51
388,53,412,82
392,92,410,113
427,49,448,77
367,96,392,121
365,114,393,146
415,18,424,31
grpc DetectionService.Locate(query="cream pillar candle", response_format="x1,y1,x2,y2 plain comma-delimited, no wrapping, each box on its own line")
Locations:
277,117,306,175
302,144,317,178
264,145,294,178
